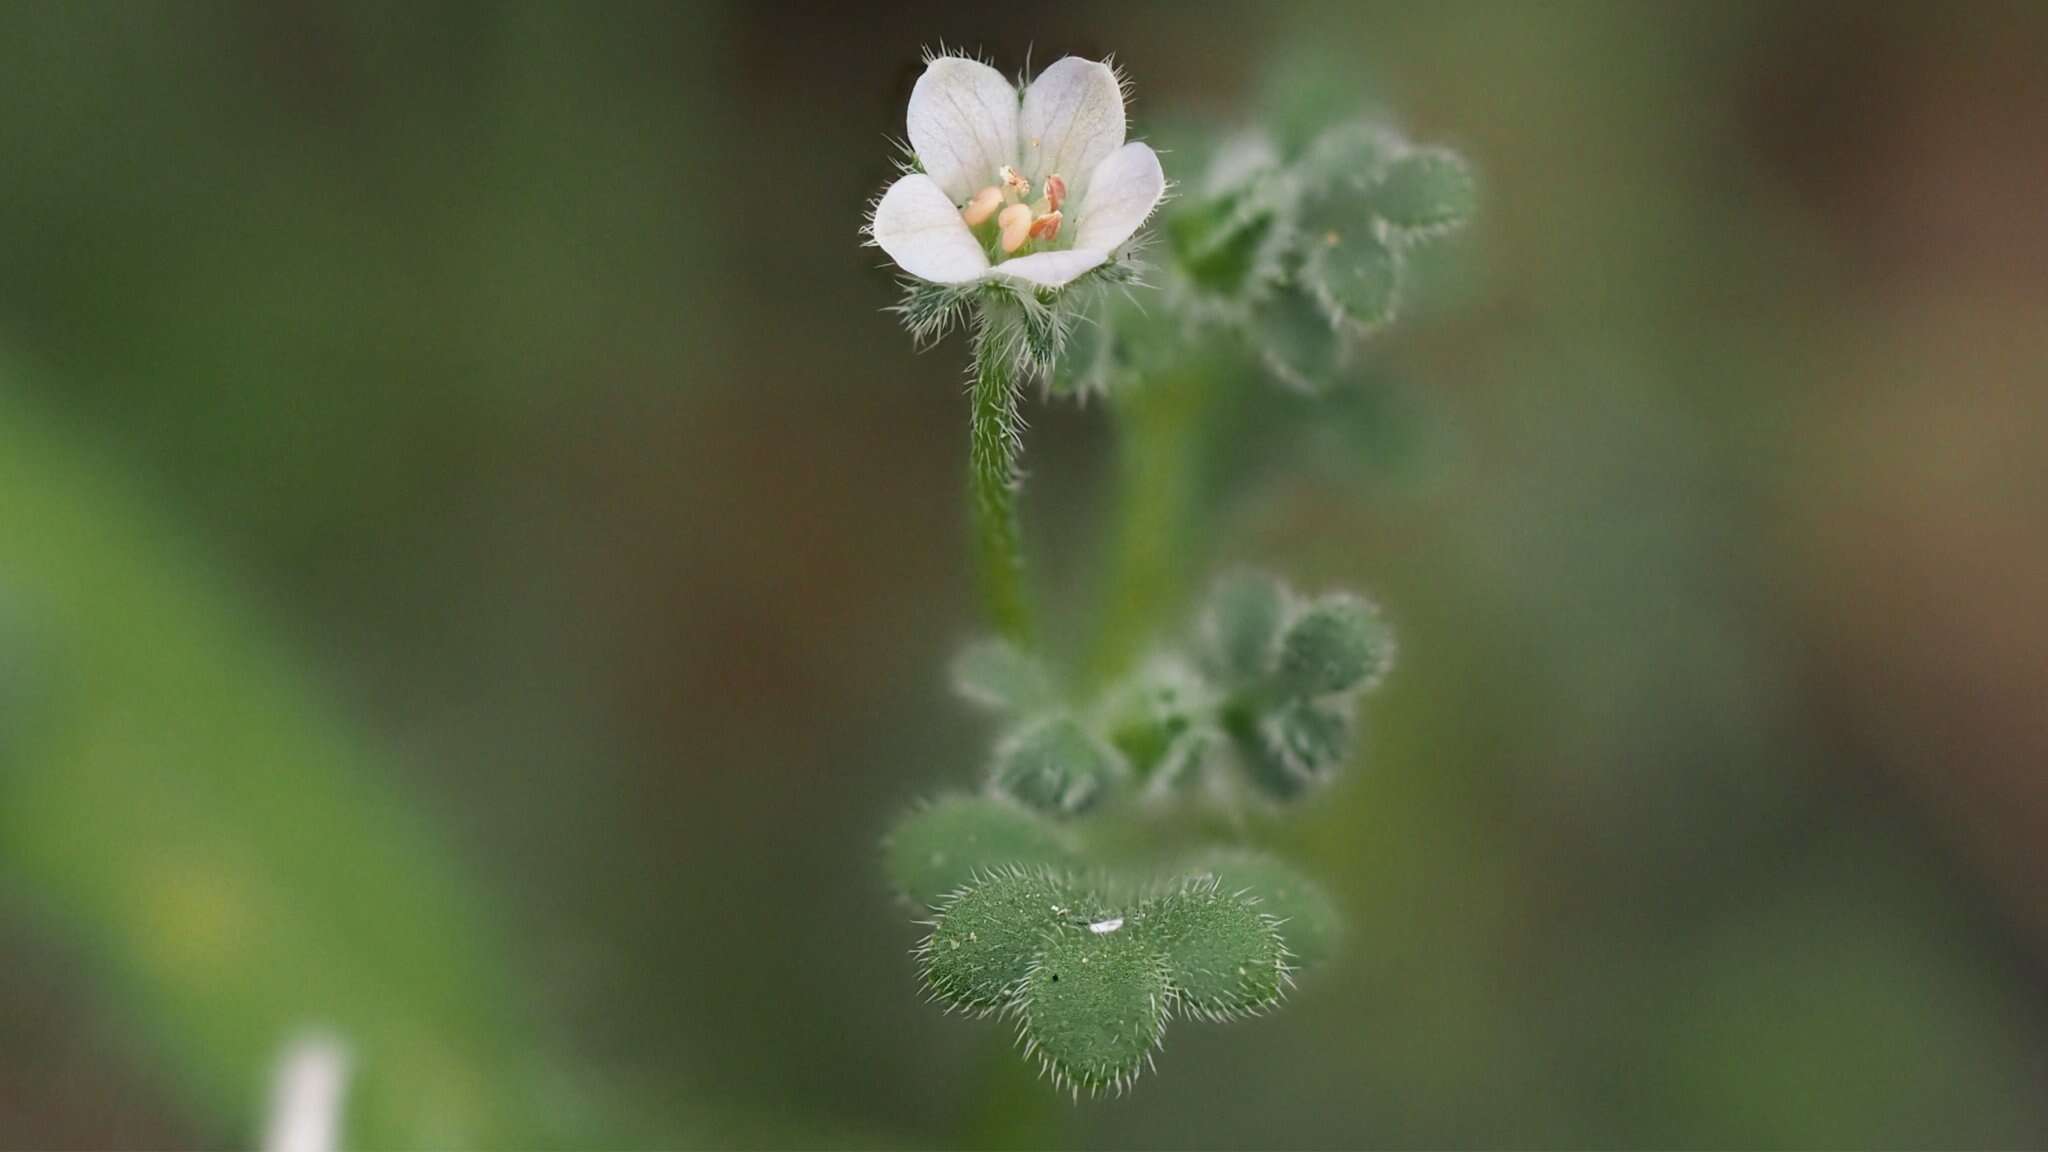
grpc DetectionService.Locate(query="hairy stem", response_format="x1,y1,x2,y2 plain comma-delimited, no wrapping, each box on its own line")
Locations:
969,313,1033,645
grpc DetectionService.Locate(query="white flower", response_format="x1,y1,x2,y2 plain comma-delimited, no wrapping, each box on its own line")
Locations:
870,54,1166,290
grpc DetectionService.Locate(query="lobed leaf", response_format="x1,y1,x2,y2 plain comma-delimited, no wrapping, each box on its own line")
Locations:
920,866,1090,1014
1136,875,1289,1021
1253,280,1348,393
886,794,1074,908
950,636,1059,716
1239,697,1355,799
1276,592,1393,699
1371,147,1477,235
990,714,1129,815
1195,851,1343,970
1016,919,1170,1094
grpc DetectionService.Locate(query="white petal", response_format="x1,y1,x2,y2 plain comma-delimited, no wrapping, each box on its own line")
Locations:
990,249,1107,288
871,174,990,284
1075,142,1166,253
1019,57,1125,200
907,56,1019,203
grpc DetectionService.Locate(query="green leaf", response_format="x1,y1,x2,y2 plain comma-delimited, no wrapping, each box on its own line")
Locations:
1299,119,1405,193
1297,165,1403,332
1253,281,1347,393
1197,851,1343,970
1371,147,1477,235
1136,876,1289,1021
1099,657,1215,782
1016,919,1170,1094
1237,697,1354,799
990,715,1129,815
950,637,1058,715
886,795,1074,908
1167,187,1284,300
1276,593,1393,699
1203,570,1290,684
1143,726,1222,799
920,866,1090,1014
1301,223,1400,333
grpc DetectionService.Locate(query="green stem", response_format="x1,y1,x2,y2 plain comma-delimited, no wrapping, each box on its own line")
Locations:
969,318,1034,645
1090,366,1215,684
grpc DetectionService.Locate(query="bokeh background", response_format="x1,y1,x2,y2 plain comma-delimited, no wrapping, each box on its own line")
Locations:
5,1,2048,1147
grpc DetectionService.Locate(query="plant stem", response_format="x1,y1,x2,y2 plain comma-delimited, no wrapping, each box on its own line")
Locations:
969,317,1033,645
1090,366,1215,684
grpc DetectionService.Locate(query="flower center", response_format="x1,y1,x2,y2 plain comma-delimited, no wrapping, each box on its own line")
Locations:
961,168,1067,258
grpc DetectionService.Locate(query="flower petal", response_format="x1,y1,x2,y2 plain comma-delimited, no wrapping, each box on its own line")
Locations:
907,56,1019,203
871,174,991,284
990,249,1107,288
1019,57,1125,201
1075,142,1166,253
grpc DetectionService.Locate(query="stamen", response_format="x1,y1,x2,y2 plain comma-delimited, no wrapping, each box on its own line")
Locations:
1027,210,1062,241
997,203,1033,254
961,186,1003,227
1043,174,1066,214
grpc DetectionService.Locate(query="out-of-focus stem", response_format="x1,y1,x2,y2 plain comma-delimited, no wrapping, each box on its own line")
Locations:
1091,367,1214,684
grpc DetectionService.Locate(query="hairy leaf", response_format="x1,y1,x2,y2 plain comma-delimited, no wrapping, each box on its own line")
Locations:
1276,593,1393,699
990,715,1129,815
1137,876,1289,1020
921,866,1088,1014
1196,851,1343,970
1372,147,1477,235
1017,920,1170,1094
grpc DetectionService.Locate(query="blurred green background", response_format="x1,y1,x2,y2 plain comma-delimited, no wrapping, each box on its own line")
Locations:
4,1,2048,1147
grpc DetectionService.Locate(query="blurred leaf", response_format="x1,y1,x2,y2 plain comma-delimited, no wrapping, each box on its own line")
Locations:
885,794,1075,909
950,637,1059,716
1276,593,1394,698
1302,223,1401,333
1254,282,1348,393
1371,148,1477,235
1201,570,1290,685
990,715,1128,815
1237,698,1354,800
0,378,569,1145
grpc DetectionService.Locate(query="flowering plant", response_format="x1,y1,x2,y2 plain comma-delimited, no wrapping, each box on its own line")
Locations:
869,48,1475,1097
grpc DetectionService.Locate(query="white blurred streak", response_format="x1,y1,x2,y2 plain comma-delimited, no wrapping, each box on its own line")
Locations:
263,1033,349,1152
